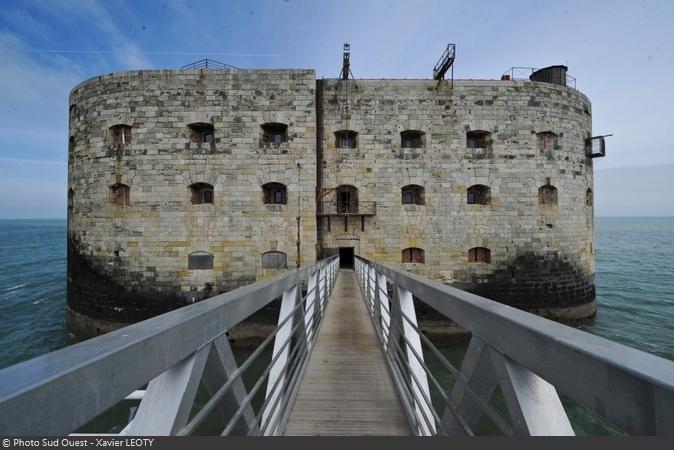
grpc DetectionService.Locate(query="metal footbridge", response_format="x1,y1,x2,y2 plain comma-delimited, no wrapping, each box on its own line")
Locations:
1,256,673,436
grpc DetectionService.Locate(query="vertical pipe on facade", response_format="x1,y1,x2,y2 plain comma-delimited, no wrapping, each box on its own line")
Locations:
296,163,301,268
315,79,324,259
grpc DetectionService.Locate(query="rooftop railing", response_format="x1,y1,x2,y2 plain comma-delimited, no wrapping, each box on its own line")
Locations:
502,66,577,89
0,257,339,436
354,255,674,436
181,59,239,70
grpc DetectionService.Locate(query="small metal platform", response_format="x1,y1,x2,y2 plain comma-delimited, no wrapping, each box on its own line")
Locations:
284,269,410,436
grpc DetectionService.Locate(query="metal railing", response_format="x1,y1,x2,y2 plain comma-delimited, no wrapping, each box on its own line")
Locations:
502,66,577,89
317,200,377,216
181,59,239,70
0,256,339,436
354,256,674,436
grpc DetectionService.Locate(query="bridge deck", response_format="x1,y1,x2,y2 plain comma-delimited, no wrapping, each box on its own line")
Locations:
284,269,410,435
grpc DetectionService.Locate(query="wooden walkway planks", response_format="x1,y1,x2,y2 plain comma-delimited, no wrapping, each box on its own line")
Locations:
284,269,410,436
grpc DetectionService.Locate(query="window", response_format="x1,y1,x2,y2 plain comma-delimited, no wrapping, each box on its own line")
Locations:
401,130,425,148
335,130,358,149
586,188,593,206
402,247,425,263
467,185,490,205
188,123,215,144
190,183,214,204
262,183,287,205
67,189,74,214
401,185,425,205
261,251,287,269
110,183,130,206
110,125,132,145
468,247,491,263
261,123,288,145
69,136,75,153
538,184,558,205
336,185,358,213
537,131,558,152
188,251,213,270
466,130,491,149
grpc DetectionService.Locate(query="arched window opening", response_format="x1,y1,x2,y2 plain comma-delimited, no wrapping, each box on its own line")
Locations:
188,251,213,270
335,130,358,149
402,247,425,264
336,185,358,213
67,189,74,214
262,183,287,205
188,123,214,144
261,122,288,145
466,130,491,149
537,131,558,152
401,130,425,148
110,183,130,206
467,185,491,205
468,247,491,263
110,125,132,145
190,183,214,204
538,184,558,205
586,188,593,207
261,251,287,269
69,104,77,119
401,185,425,205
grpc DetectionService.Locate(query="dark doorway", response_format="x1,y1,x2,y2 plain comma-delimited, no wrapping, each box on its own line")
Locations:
339,247,354,269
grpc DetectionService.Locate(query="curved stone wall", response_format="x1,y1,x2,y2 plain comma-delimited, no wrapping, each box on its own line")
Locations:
68,70,596,339
67,69,318,338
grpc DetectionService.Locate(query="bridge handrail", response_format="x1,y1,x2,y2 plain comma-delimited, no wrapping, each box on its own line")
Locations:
354,256,674,436
0,256,339,436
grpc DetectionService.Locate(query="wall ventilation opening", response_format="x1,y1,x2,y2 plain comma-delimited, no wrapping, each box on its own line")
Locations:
262,183,287,205
188,123,215,144
401,185,425,205
67,189,74,214
109,183,130,206
538,184,558,205
401,130,425,148
261,251,287,269
537,131,558,152
335,130,358,149
261,123,288,145
190,183,214,204
109,125,132,146
188,251,214,270
402,247,425,263
468,247,491,263
466,130,491,149
467,185,491,205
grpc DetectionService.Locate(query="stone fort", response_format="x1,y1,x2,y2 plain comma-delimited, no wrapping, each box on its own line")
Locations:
66,49,603,341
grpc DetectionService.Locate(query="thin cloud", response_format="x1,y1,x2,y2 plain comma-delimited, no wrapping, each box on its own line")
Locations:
0,157,67,167
21,50,280,57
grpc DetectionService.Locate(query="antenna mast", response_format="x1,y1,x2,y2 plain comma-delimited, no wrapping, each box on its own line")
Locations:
340,43,351,80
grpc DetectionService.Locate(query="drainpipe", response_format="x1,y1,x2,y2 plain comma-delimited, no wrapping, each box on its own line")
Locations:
316,79,324,260
297,163,301,268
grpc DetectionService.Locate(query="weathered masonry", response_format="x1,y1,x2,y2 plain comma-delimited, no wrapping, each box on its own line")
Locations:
67,62,602,339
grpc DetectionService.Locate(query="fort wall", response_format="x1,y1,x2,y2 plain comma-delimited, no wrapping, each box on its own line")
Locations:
67,69,596,340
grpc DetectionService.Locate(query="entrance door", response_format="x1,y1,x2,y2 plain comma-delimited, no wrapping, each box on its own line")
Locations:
339,247,354,268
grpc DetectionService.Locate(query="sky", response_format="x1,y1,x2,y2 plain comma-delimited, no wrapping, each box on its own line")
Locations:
0,0,673,218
